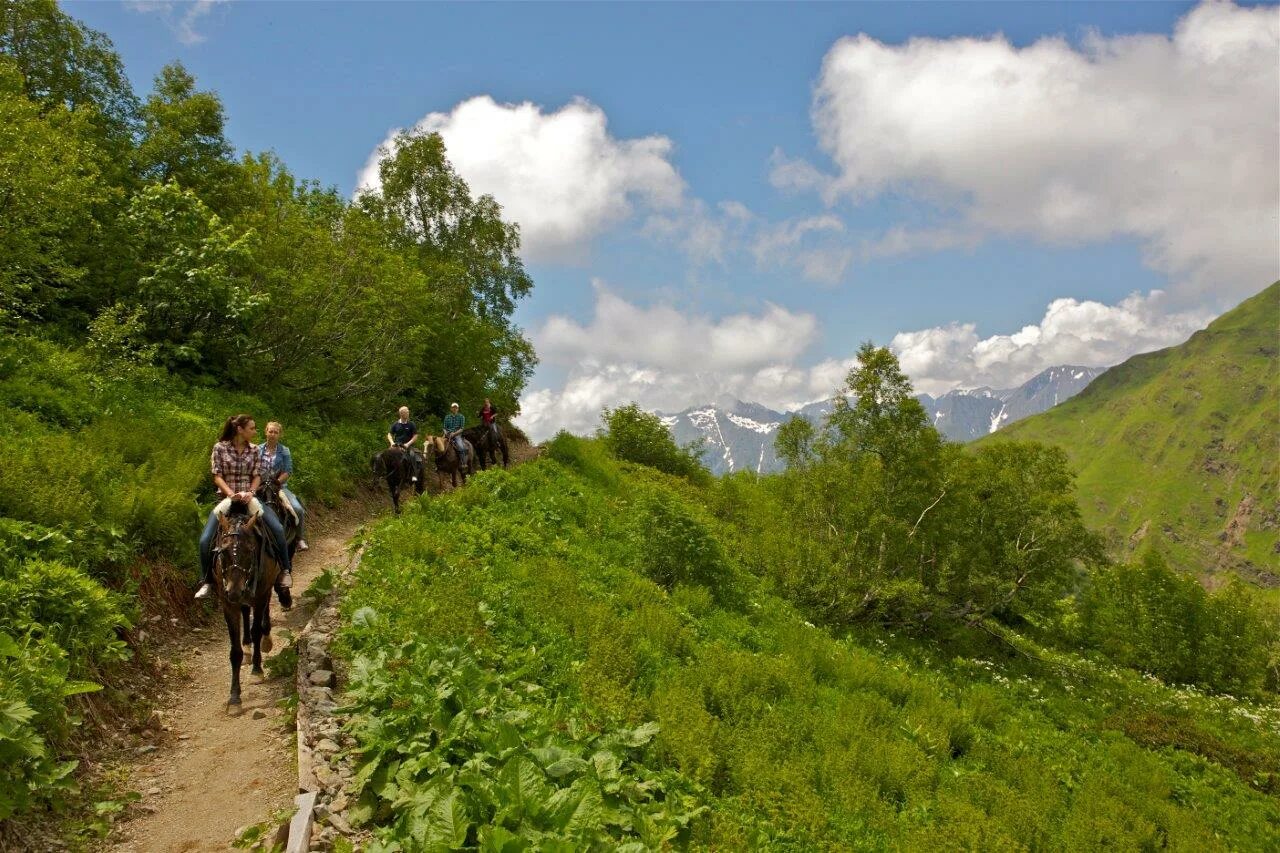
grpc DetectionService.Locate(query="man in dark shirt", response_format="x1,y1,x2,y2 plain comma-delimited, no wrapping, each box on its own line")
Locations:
387,406,418,448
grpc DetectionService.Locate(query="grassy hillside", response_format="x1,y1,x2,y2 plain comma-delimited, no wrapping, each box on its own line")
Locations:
990,282,1279,584
337,436,1279,849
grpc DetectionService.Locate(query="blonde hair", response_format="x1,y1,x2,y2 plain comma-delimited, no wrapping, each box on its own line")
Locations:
266,421,283,434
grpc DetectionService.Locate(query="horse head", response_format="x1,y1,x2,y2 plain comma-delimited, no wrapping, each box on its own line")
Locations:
254,471,285,514
215,510,259,606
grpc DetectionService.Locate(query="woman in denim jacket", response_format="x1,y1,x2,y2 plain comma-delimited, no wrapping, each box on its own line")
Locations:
258,421,308,551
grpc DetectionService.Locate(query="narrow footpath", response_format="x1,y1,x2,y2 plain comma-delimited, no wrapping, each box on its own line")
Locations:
108,512,370,853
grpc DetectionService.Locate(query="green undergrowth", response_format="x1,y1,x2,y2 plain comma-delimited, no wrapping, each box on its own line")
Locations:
0,334,372,823
338,435,1280,849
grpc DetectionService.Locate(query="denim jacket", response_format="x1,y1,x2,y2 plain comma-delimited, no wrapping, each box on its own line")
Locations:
257,442,293,477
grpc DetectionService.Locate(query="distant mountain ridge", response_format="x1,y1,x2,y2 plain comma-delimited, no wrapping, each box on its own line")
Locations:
659,364,1106,475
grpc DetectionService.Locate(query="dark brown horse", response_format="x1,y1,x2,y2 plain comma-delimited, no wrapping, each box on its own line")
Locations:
371,445,425,513
463,422,510,470
426,434,475,488
255,472,299,608
212,501,280,705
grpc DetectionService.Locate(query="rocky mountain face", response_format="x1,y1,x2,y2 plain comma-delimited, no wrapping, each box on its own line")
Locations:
659,365,1105,475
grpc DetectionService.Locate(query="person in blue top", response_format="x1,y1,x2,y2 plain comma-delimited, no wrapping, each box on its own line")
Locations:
258,421,307,552
443,402,468,465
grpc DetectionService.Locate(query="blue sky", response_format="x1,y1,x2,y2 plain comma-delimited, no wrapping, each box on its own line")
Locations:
68,1,1279,437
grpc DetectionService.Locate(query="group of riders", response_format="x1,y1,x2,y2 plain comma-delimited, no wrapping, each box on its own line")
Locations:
385,398,501,466
194,400,501,602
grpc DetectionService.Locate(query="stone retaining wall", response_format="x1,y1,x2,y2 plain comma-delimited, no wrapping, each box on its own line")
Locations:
286,545,367,852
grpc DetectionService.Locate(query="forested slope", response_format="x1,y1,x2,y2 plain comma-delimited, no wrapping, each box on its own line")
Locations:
992,282,1279,583
0,0,535,833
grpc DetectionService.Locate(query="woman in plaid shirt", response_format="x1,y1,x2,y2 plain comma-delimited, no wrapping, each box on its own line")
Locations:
195,414,293,600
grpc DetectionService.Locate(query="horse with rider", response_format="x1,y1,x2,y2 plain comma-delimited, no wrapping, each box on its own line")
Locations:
196,415,303,704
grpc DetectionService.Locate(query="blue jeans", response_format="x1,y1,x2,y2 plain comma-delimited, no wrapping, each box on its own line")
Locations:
198,503,292,584
281,487,305,539
453,435,467,458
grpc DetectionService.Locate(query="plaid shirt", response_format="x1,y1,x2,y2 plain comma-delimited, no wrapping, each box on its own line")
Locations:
211,440,261,493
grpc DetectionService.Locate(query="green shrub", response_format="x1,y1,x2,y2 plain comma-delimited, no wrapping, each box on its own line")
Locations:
599,403,707,482
630,488,737,603
1079,550,1273,694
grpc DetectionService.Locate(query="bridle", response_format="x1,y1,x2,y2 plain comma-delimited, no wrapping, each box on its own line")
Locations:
214,513,259,604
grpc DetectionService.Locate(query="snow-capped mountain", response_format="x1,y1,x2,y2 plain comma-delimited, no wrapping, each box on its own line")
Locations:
659,365,1106,475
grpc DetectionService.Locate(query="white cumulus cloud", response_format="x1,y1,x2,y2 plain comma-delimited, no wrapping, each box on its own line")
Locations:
891,290,1213,395
786,0,1279,300
356,96,685,263
517,286,843,440
538,282,817,373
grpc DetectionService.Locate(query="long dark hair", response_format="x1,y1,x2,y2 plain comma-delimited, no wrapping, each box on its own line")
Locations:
219,414,254,443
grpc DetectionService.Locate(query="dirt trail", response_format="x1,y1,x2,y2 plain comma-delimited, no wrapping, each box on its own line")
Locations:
108,443,541,852
109,514,368,853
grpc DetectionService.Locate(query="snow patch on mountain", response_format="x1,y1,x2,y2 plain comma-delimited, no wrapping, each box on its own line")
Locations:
727,413,780,434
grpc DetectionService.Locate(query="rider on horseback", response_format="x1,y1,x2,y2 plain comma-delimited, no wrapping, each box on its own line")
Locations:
387,405,423,481
479,397,499,444
387,406,418,450
195,415,293,601
258,421,307,551
444,402,468,466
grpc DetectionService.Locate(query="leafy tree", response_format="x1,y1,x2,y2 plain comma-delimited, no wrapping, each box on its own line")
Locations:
1079,550,1274,694
0,0,137,145
359,129,533,320
115,182,258,375
766,345,1099,630
948,441,1102,621
0,61,107,324
135,63,237,209
775,415,815,468
600,404,708,481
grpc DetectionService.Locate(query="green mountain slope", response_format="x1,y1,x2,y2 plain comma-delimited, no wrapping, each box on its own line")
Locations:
990,282,1279,584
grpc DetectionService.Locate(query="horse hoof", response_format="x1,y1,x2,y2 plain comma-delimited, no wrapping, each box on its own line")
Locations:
228,696,241,706
252,666,264,676
261,635,273,653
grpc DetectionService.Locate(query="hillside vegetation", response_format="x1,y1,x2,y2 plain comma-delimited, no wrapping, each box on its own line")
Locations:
337,357,1278,849
339,429,1280,849
992,282,1279,583
0,0,534,833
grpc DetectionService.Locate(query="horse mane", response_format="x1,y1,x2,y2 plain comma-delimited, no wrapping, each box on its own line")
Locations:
427,435,446,453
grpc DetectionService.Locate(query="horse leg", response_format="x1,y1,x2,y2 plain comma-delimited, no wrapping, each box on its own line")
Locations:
501,439,510,468
262,602,272,653
251,600,266,675
391,480,401,514
226,608,243,705
241,603,252,646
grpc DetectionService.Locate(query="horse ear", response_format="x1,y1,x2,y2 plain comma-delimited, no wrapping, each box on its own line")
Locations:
218,515,231,532
244,515,257,532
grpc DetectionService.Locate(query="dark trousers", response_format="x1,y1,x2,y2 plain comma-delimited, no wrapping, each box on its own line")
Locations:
198,504,292,583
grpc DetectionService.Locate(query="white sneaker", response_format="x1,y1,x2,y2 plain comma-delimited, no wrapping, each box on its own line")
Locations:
279,572,293,589
297,540,309,552
194,582,213,600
